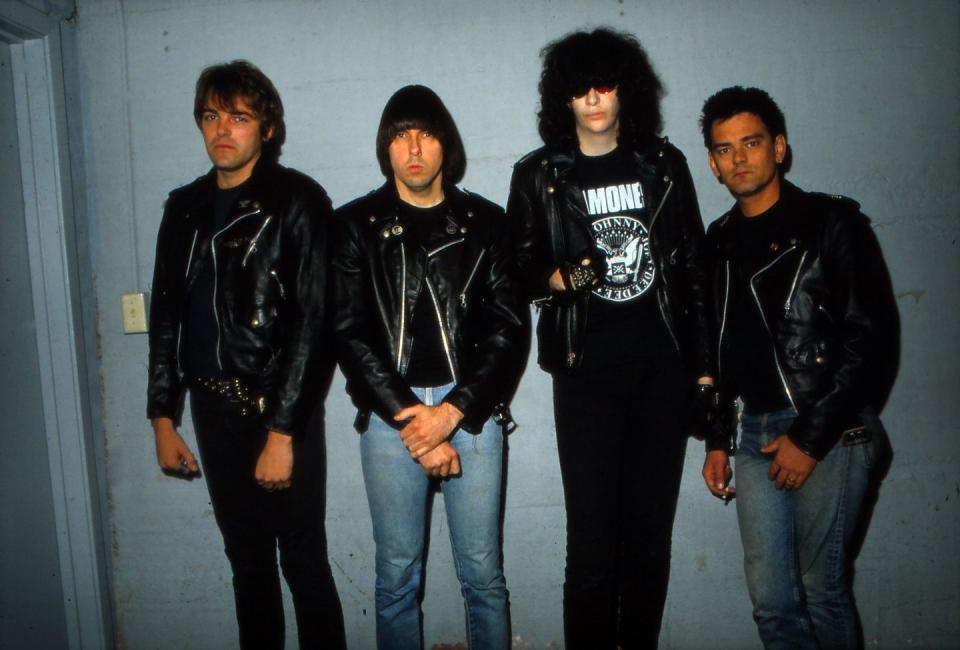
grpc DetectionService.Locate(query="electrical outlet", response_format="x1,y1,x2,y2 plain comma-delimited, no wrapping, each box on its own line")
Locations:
121,292,149,334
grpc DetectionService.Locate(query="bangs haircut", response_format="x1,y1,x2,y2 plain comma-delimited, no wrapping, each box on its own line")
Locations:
700,86,792,173
375,85,466,184
193,60,286,162
537,27,664,150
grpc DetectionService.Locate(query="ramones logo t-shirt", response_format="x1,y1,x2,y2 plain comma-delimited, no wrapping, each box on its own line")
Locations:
574,147,674,369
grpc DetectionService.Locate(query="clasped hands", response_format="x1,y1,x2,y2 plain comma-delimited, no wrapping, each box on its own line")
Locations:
395,402,464,478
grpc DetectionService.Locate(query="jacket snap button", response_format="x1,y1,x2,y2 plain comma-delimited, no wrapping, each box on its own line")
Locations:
789,237,798,245
460,226,468,234
547,185,555,194
770,241,780,252
368,215,376,223
663,175,670,182
815,356,825,365
251,318,260,327
540,159,548,167
391,225,404,236
381,228,391,238
446,225,457,234
466,211,474,218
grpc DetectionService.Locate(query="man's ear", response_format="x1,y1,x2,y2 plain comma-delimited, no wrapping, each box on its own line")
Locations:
263,126,274,142
774,134,786,164
707,151,720,179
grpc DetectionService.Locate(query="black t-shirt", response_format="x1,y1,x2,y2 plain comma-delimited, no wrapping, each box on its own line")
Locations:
398,201,455,388
574,147,674,371
725,203,793,414
182,182,245,378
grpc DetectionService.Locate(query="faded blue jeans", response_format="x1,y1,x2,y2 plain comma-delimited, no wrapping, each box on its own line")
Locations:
360,384,510,650
735,408,876,649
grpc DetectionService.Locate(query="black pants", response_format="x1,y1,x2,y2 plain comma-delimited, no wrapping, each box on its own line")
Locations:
190,389,346,650
553,355,688,650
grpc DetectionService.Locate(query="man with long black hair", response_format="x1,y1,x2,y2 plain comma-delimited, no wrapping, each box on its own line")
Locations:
333,85,525,649
507,28,715,648
148,60,345,649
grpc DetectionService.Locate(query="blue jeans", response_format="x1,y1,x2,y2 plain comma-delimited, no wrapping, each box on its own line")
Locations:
735,408,876,650
360,384,510,650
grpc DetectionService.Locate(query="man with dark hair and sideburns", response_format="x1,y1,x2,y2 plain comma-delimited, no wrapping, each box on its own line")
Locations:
332,84,526,650
507,28,715,649
699,85,897,650
147,60,345,649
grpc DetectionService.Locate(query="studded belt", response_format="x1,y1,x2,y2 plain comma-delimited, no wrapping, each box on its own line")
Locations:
191,376,266,416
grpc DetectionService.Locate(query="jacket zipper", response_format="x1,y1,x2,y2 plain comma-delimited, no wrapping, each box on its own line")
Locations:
749,247,799,411
425,276,458,382
396,242,407,371
782,250,808,314
648,180,680,351
458,249,486,308
269,269,285,300
426,238,465,257
717,259,731,383
552,165,579,368
210,208,263,370
241,215,273,267
176,228,200,374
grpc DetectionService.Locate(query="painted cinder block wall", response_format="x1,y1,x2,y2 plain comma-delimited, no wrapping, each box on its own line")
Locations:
72,1,958,647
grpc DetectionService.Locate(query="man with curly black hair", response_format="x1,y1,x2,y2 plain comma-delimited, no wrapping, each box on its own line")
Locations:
507,28,715,649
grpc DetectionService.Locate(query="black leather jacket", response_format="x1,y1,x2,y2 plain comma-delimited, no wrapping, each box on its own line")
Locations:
506,139,713,377
332,183,527,433
147,159,333,436
706,181,897,459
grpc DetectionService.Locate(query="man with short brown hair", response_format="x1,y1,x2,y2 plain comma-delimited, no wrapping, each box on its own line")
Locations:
147,60,344,649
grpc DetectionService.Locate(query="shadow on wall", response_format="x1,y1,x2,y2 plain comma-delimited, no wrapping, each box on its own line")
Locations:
850,218,900,603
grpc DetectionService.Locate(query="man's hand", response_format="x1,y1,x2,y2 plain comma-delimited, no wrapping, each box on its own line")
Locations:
255,430,294,491
702,449,735,502
548,268,566,291
417,441,461,478
762,434,817,490
550,257,600,292
152,416,200,478
396,402,464,460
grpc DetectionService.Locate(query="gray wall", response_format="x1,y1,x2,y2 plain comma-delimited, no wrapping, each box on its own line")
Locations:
0,41,70,650
72,1,959,647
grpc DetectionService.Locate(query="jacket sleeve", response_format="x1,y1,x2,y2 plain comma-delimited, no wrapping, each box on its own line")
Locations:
442,211,529,430
258,184,332,436
505,160,558,303
331,214,419,424
147,195,187,422
787,210,896,459
671,153,716,380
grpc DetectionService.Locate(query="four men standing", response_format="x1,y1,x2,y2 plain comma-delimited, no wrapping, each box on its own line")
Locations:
147,38,893,650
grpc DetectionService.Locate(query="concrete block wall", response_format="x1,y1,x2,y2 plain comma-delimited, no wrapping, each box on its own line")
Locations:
72,1,959,647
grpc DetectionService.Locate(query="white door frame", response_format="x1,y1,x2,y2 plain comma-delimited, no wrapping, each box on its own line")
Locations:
1,3,112,648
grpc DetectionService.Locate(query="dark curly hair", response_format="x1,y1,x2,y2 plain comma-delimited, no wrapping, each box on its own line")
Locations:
700,86,792,174
375,85,466,184
193,60,285,162
537,28,663,150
